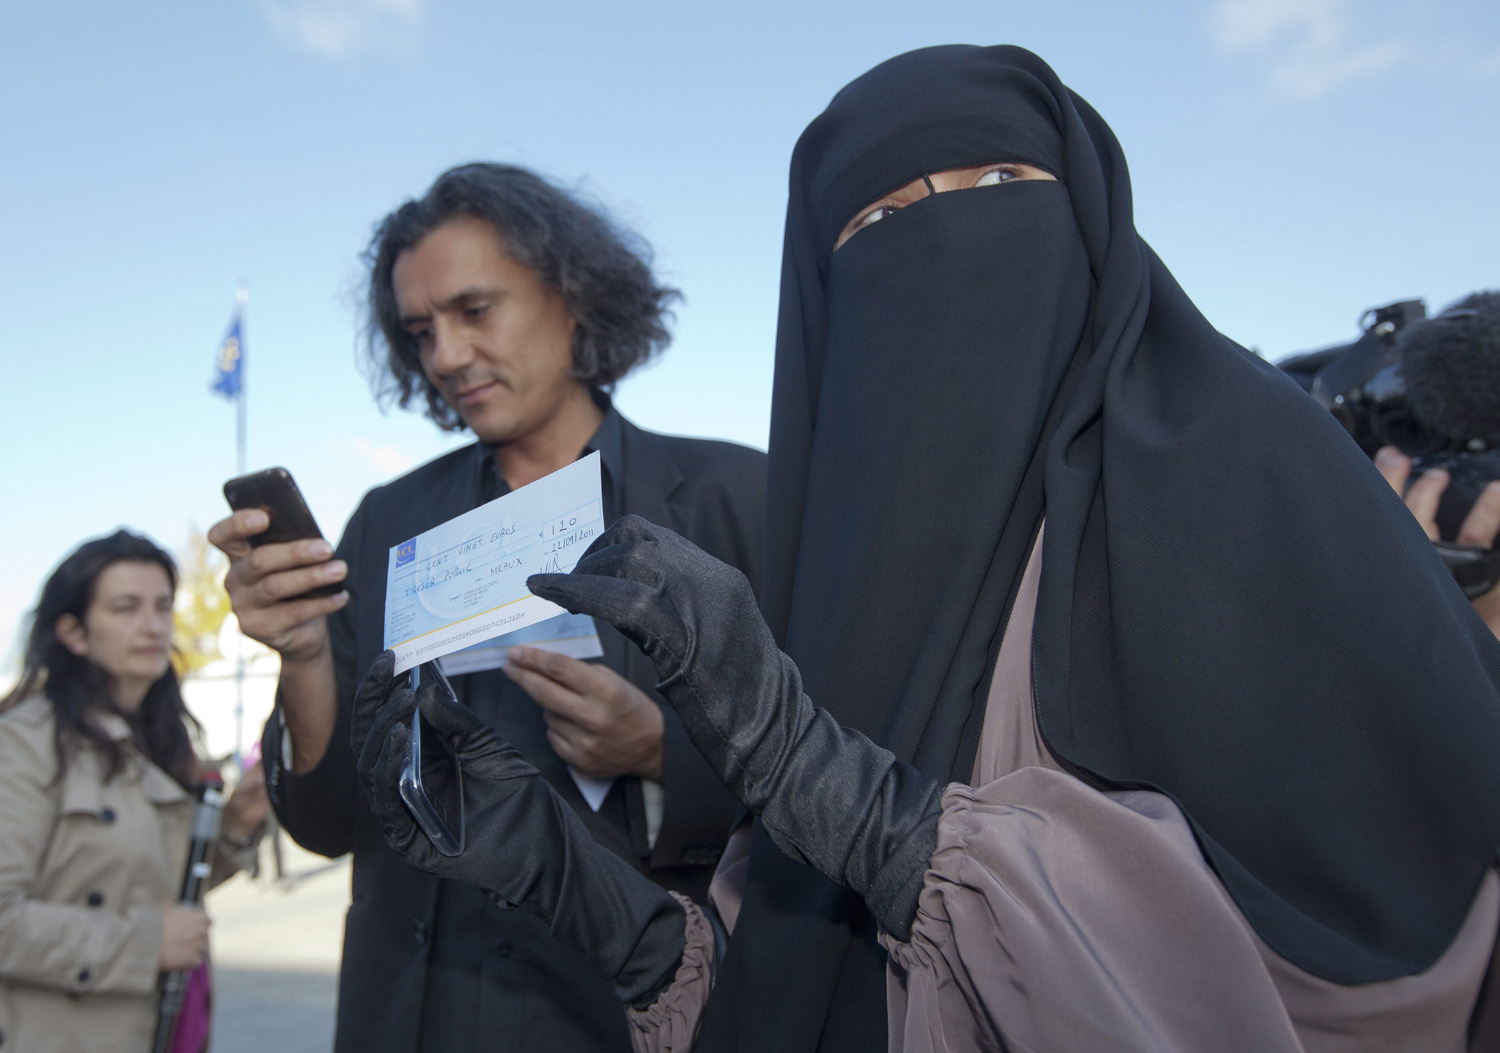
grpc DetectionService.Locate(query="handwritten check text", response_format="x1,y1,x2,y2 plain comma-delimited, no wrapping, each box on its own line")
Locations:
383,452,603,674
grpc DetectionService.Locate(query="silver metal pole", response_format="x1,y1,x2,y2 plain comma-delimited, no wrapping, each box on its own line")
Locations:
233,280,248,764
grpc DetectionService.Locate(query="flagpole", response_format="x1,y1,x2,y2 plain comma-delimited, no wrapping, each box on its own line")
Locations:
233,280,248,764
235,281,247,477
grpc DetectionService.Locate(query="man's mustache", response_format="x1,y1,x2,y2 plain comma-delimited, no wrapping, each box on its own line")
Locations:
438,369,508,399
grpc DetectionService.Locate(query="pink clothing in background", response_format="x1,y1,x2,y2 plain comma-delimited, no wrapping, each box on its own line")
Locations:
168,959,212,1053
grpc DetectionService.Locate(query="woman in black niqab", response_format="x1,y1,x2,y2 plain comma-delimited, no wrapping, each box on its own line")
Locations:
687,43,1500,1051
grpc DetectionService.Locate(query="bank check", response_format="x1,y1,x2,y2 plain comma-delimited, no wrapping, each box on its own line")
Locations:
438,611,604,676
383,452,603,674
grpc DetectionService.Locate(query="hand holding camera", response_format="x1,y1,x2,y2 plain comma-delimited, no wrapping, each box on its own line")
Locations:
1373,446,1500,636
1284,291,1500,603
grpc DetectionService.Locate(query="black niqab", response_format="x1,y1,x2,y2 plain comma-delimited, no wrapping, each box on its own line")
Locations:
700,45,1500,1053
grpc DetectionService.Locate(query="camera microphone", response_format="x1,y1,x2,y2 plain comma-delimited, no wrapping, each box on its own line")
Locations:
1282,292,1500,597
1399,292,1500,451
1391,293,1500,552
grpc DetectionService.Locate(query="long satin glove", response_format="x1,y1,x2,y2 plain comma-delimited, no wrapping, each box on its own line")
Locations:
352,650,686,1006
529,515,942,940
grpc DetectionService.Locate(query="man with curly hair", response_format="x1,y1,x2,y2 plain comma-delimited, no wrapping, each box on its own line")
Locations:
208,164,765,1052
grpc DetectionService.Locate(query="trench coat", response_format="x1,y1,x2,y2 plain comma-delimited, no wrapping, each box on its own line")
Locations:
0,696,244,1053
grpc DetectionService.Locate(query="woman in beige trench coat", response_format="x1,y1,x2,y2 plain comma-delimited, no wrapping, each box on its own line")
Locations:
0,530,268,1053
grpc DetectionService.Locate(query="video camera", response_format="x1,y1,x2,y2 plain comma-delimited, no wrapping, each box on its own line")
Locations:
1280,292,1500,597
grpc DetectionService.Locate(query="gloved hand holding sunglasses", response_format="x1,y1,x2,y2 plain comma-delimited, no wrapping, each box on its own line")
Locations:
529,515,943,940
352,649,687,1007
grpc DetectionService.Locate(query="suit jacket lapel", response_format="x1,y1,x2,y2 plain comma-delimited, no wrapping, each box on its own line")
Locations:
595,416,684,701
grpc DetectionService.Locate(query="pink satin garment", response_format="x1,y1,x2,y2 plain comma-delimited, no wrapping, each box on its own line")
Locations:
885,526,1500,1053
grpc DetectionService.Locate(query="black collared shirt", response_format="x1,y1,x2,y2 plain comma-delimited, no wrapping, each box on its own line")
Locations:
425,400,650,1052
267,398,765,1053
474,396,627,519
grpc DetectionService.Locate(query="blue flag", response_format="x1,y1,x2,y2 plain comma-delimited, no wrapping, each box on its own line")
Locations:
212,311,243,399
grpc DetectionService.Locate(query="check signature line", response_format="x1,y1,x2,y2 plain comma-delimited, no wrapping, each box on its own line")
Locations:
451,631,597,652
389,592,539,649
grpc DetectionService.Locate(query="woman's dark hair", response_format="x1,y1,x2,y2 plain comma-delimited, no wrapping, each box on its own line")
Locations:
1,530,200,789
364,162,682,431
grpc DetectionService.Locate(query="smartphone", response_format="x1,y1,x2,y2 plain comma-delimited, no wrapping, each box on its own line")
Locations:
222,467,342,598
398,662,466,857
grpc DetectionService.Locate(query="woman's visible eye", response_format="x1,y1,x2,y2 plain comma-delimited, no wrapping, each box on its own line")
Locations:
463,304,489,321
974,166,1020,187
852,203,901,232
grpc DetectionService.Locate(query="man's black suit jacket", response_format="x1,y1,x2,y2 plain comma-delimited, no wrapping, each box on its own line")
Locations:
262,410,765,1052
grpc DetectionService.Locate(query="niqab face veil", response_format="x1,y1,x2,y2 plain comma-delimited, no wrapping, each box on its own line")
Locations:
699,44,1500,1053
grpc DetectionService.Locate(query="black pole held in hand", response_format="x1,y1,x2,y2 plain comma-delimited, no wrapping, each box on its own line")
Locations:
153,774,225,1053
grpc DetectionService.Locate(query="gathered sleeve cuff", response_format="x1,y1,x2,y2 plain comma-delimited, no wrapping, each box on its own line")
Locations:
881,768,1306,1053
627,892,716,1053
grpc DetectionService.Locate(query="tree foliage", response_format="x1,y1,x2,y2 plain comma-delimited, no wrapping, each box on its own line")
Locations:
173,527,231,677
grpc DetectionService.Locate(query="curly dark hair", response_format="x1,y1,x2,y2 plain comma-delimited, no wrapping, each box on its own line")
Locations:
2,530,200,789
363,163,682,431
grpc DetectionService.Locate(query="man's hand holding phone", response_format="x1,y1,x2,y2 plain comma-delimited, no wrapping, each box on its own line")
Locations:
208,468,350,771
209,511,348,663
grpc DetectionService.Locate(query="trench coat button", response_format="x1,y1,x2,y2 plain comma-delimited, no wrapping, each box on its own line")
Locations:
76,968,92,985
411,919,428,945
100,808,117,824
86,891,104,907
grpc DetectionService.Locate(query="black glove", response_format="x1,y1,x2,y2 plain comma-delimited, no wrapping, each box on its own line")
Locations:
529,516,942,940
352,650,686,1007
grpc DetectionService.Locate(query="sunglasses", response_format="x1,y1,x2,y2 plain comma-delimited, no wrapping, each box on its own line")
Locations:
397,662,466,857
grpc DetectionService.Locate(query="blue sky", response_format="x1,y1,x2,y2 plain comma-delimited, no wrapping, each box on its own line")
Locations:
2,0,1497,669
